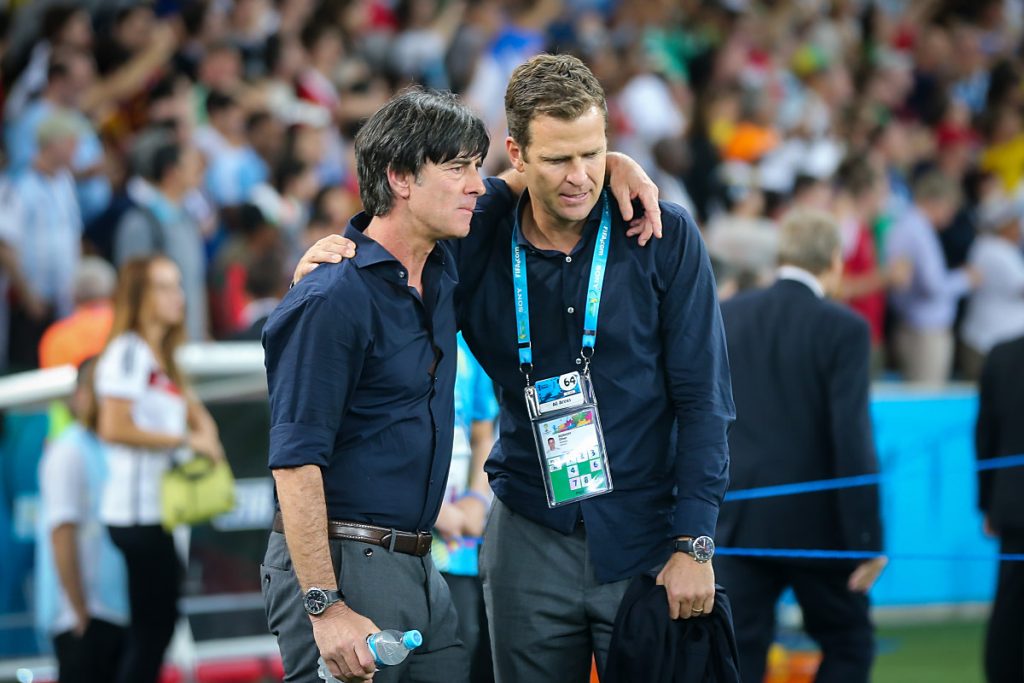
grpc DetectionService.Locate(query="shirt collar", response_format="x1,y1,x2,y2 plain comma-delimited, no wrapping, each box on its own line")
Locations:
344,212,449,269
777,265,826,298
512,188,606,254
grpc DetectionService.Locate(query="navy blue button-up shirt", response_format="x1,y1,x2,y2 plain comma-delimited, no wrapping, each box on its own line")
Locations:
263,215,457,533
452,178,735,583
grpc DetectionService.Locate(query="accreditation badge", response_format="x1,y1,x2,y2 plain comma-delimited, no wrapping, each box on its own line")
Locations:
525,371,613,507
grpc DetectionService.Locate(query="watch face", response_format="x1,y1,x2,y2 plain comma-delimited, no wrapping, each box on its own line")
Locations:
304,588,328,615
693,536,715,562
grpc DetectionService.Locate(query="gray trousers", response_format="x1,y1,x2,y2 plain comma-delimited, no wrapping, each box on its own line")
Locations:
479,499,630,683
261,531,469,683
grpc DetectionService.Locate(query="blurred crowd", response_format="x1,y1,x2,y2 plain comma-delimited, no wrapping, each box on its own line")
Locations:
0,0,1022,383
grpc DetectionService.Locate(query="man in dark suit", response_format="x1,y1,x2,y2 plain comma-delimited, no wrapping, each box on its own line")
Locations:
976,334,1024,683
716,210,887,683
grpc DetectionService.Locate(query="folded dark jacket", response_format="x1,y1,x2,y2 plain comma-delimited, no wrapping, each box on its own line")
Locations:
604,575,740,683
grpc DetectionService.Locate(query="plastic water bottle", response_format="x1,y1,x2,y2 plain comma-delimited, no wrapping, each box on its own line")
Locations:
317,629,423,679
367,629,423,666
317,657,341,682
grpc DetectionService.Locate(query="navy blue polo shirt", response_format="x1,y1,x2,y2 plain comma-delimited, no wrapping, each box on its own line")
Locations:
263,214,457,533
452,178,735,583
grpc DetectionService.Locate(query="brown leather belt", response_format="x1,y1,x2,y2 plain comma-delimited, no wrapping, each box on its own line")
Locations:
272,512,432,557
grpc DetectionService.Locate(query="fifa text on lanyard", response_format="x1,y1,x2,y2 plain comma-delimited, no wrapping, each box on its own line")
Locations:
512,191,615,508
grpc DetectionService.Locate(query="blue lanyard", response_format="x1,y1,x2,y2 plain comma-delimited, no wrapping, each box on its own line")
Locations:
512,191,612,383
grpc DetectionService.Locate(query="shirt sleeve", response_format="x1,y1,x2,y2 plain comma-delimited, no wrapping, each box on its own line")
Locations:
263,288,368,469
5,115,35,170
95,335,151,401
39,437,87,528
657,206,736,539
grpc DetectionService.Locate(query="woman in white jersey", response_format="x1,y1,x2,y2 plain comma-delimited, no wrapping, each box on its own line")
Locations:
96,255,224,683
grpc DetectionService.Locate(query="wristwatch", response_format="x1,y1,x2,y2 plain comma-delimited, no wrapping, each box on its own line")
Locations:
673,536,715,563
302,586,344,616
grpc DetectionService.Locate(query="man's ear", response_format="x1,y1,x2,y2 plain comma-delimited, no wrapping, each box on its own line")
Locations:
387,166,413,200
506,136,527,173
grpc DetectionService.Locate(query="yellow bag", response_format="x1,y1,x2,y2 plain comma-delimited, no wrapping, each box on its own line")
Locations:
161,457,236,531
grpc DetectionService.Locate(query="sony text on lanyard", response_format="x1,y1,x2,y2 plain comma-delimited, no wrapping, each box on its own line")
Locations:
512,191,614,507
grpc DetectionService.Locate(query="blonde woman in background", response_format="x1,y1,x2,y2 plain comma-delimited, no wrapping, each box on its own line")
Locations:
95,254,224,683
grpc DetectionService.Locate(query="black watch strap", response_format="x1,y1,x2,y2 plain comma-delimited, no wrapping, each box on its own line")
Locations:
673,535,715,563
303,586,345,615
673,538,695,554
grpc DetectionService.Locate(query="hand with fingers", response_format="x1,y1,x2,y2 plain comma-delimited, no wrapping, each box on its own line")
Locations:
655,551,716,620
605,151,663,246
293,234,358,285
847,556,888,593
313,603,380,682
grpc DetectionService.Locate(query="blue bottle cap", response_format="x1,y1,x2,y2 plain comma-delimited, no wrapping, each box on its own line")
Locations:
402,630,423,650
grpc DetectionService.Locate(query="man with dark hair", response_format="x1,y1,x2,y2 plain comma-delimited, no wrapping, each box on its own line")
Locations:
261,88,489,683
717,210,886,683
296,55,729,683
831,155,908,368
114,140,208,340
200,90,268,206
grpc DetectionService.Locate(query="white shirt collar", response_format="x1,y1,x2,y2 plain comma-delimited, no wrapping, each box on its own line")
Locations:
777,265,826,299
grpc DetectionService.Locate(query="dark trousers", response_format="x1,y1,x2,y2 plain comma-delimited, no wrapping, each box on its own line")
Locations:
108,525,182,683
262,531,468,683
479,499,630,683
53,618,126,683
443,573,494,683
715,556,874,683
986,531,1024,683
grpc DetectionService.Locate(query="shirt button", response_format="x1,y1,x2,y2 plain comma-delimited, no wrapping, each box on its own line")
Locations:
576,358,582,365
398,270,406,278
567,306,575,314
565,256,572,263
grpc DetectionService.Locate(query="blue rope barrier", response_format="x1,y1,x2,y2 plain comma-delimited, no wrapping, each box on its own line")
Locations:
724,453,1024,503
724,473,881,501
716,547,1024,562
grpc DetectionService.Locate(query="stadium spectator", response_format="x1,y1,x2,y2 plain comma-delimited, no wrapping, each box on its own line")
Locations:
232,248,287,342
114,140,209,341
96,255,225,683
208,203,280,336
831,155,910,369
5,50,110,222
38,256,116,370
886,171,981,384
3,3,93,122
200,90,268,207
36,357,129,683
961,196,1024,379
0,110,82,370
